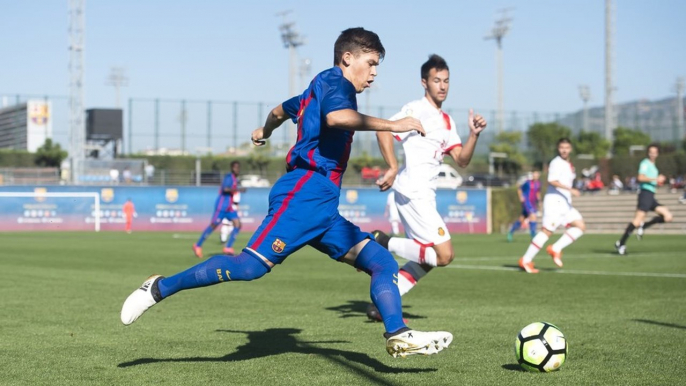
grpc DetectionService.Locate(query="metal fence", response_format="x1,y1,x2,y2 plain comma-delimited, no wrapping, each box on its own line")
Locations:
2,93,684,158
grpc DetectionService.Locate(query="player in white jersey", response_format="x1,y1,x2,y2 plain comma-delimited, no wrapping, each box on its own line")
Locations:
385,191,401,235
518,138,586,273
371,54,486,306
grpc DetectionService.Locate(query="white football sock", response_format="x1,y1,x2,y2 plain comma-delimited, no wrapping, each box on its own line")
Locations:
397,262,430,296
388,237,438,266
391,221,400,235
552,227,584,252
522,232,549,263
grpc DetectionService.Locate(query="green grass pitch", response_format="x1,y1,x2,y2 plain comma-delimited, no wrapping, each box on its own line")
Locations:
1,231,684,385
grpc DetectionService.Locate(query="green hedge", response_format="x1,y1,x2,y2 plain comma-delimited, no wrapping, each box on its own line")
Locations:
0,149,39,167
491,187,520,234
610,153,686,179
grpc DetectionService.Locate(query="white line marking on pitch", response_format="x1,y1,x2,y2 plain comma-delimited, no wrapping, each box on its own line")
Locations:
444,264,686,278
452,252,683,262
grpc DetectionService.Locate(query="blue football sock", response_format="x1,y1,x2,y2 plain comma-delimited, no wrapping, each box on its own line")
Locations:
529,221,538,238
509,220,521,234
354,241,406,335
157,252,270,298
195,224,215,247
226,227,240,248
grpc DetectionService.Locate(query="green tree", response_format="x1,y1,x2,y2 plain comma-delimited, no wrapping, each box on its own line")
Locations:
612,127,651,156
527,122,572,163
246,142,272,174
489,131,526,175
34,139,68,167
574,131,611,159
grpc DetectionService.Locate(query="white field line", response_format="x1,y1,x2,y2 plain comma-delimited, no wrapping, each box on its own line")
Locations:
443,264,686,279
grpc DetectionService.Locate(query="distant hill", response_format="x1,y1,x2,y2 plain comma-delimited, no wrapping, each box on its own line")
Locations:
557,96,685,142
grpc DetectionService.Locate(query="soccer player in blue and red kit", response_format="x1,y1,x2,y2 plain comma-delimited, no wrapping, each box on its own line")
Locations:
193,160,245,258
121,28,453,357
507,171,542,242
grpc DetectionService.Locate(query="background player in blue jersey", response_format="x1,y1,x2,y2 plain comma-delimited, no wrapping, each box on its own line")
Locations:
121,28,453,358
507,171,542,242
192,161,245,258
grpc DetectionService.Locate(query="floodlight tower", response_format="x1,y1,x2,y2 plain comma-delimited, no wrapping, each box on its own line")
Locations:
485,8,513,133
605,0,616,144
68,0,85,183
277,10,305,146
676,77,685,141
579,85,591,132
106,67,129,108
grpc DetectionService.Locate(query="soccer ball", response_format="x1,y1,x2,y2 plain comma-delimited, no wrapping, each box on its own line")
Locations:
514,322,568,372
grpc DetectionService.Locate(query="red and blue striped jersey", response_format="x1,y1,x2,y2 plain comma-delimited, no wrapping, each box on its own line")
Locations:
281,66,357,188
214,173,237,212
521,179,541,204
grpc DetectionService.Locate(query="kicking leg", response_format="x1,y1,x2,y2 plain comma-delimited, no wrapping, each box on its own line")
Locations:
121,251,271,325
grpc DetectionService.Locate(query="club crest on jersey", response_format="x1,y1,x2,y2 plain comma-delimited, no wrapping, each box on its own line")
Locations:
438,227,445,236
165,189,179,203
272,239,286,253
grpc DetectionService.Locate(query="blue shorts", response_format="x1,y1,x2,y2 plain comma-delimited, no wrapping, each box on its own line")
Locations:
245,169,371,265
211,209,238,225
521,201,537,217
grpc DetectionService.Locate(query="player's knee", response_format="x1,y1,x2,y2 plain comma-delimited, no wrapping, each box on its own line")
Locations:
576,223,586,232
354,241,397,275
663,213,673,222
226,253,270,281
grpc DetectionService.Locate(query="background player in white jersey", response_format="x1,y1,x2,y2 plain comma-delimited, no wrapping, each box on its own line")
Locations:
220,191,240,243
385,191,401,235
372,54,486,307
518,138,586,274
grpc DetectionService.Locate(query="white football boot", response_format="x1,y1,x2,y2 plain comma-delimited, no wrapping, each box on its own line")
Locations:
121,275,164,325
385,329,453,358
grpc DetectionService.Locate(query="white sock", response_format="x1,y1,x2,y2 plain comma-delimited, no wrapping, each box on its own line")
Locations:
397,262,430,296
522,232,549,263
220,225,231,242
388,237,438,267
391,221,400,235
552,227,584,252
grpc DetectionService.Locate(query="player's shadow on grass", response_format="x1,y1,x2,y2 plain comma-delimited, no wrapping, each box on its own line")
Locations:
326,300,426,320
501,363,527,372
633,319,686,330
119,328,436,378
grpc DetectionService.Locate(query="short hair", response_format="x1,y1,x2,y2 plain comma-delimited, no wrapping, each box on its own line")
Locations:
231,160,240,167
647,143,660,152
421,54,449,80
557,138,572,146
333,28,385,66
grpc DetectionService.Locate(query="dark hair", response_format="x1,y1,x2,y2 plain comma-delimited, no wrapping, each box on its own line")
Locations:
421,54,449,80
333,28,385,66
647,143,660,152
557,137,572,146
231,160,240,167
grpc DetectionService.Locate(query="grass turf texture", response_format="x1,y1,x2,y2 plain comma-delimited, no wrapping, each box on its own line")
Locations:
1,232,684,385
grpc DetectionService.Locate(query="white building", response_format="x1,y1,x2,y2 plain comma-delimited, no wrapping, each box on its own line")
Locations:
0,100,53,152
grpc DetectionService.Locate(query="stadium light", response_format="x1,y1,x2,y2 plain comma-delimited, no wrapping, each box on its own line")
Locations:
485,8,514,133
277,10,305,147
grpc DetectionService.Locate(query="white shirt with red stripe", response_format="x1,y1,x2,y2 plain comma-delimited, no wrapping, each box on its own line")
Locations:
547,156,576,204
390,97,462,199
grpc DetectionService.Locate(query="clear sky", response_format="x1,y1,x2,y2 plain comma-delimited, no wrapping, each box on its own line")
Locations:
1,0,684,151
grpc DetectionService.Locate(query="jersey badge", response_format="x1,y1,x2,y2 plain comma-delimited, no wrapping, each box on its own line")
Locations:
272,239,286,253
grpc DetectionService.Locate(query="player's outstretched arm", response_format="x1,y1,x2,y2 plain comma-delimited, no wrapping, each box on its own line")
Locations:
376,131,399,191
326,109,425,136
450,109,486,168
251,103,291,146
